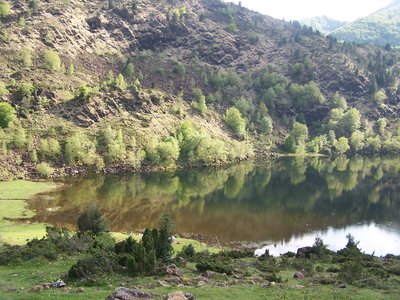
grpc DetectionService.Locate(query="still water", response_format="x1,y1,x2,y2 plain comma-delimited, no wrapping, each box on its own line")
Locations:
29,156,400,256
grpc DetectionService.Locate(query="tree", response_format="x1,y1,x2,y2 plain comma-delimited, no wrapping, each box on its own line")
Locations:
350,131,365,152
44,50,61,71
225,107,246,136
377,118,387,135
335,137,350,155
0,0,10,18
156,215,174,262
285,122,309,153
373,89,387,107
29,0,39,14
0,102,15,128
115,73,127,90
342,108,361,136
258,102,268,118
331,92,347,110
77,204,109,235
260,117,273,135
124,62,135,80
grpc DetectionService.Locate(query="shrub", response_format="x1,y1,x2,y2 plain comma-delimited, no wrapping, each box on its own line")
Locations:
179,244,196,260
39,138,61,160
196,259,234,275
21,48,33,68
285,122,309,154
68,248,118,279
29,0,39,14
0,0,10,18
156,137,180,167
260,116,273,135
13,125,26,149
75,85,93,101
44,50,61,71
77,205,109,235
0,82,9,97
156,215,174,262
16,83,34,101
225,107,246,136
335,137,350,155
0,102,15,128
65,132,98,165
36,162,54,178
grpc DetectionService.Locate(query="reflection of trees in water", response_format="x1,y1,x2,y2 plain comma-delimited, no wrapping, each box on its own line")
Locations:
29,157,400,242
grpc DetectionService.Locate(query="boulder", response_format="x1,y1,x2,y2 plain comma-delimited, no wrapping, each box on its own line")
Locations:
105,287,158,300
293,272,305,279
166,264,183,277
202,271,216,279
296,247,313,258
197,281,207,287
165,277,182,284
52,280,66,288
163,291,186,300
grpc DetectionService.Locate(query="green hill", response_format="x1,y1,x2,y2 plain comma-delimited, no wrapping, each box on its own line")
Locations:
0,0,399,179
300,15,346,34
333,0,400,46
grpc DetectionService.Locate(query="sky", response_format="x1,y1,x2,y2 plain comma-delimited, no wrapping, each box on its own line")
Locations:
225,0,393,21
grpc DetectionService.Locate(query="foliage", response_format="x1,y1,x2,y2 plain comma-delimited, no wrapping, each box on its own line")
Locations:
225,107,246,136
39,138,61,160
77,205,109,235
335,137,350,155
36,162,54,178
285,122,309,154
44,50,62,71
0,102,15,128
65,132,100,166
260,116,273,135
156,215,174,262
0,0,10,18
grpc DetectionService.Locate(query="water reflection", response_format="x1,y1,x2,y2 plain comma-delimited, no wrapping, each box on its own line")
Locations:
29,156,400,254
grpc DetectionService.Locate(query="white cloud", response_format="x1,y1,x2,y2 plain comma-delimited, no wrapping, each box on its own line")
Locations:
226,0,393,21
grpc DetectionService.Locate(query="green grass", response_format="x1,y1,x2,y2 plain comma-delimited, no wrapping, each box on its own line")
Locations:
0,181,58,200
0,181,59,244
0,258,399,300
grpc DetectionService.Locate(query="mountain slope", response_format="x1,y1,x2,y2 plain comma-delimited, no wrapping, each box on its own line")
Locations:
0,0,399,179
300,16,345,34
333,0,400,46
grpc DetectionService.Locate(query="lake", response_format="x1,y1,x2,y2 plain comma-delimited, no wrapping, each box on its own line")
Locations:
29,156,400,256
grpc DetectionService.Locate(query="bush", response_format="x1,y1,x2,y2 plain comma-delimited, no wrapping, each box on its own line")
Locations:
39,138,61,160
77,205,109,235
0,102,15,128
196,258,234,275
0,82,9,97
179,244,196,260
225,107,246,136
65,132,99,166
0,0,10,18
68,248,118,279
260,116,273,135
36,162,54,178
44,50,61,71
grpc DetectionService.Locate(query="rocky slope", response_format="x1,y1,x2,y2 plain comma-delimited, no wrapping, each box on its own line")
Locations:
0,0,399,178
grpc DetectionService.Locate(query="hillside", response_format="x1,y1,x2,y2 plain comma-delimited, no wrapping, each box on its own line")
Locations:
299,16,345,34
0,0,400,179
332,0,400,46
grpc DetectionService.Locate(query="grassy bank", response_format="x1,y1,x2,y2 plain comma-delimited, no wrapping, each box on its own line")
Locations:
0,254,399,299
0,181,59,244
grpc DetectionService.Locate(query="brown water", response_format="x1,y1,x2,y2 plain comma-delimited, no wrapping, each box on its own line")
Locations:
29,156,400,256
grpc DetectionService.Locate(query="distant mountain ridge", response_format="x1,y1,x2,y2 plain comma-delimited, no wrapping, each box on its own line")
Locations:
299,16,346,34
332,0,400,46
